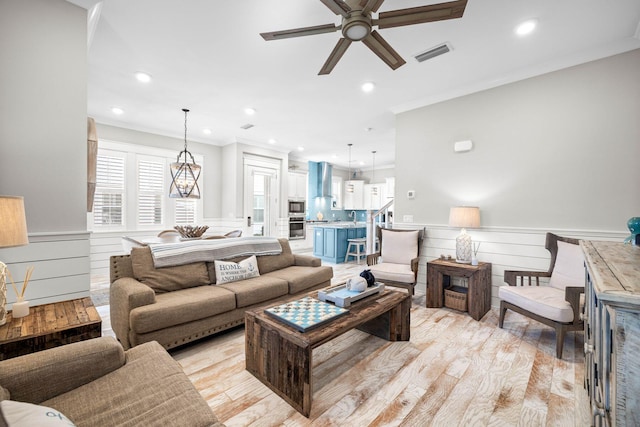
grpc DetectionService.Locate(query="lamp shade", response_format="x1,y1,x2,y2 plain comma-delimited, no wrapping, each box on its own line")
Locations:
0,196,29,248
448,206,480,229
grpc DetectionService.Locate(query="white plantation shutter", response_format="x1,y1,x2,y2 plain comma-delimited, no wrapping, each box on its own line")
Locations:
137,159,164,225
175,199,196,224
94,154,125,226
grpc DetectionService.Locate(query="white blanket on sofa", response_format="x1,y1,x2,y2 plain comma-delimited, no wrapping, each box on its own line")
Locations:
149,236,282,267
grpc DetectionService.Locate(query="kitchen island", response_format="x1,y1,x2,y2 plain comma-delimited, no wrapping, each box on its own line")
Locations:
312,222,366,264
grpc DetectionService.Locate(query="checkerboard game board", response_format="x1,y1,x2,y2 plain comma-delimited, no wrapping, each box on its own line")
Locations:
264,297,349,332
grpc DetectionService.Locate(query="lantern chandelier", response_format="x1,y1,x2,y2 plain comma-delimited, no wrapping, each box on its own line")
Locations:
169,108,201,199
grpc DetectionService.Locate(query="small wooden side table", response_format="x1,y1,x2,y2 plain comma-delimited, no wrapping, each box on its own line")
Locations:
426,259,492,321
0,297,102,360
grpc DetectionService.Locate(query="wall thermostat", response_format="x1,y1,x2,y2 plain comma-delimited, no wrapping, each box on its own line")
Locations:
407,190,415,199
454,140,473,153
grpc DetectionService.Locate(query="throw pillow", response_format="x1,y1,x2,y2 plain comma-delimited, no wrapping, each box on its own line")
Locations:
549,240,584,290
214,255,260,284
0,401,75,427
381,230,419,265
130,247,211,293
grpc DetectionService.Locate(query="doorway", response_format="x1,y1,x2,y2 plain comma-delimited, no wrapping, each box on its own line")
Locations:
243,156,280,237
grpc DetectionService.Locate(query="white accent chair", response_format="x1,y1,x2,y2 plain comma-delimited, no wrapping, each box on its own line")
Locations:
366,227,424,295
499,233,584,359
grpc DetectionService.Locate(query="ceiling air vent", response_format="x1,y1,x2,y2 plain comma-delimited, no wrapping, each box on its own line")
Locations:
414,43,451,63
240,123,254,130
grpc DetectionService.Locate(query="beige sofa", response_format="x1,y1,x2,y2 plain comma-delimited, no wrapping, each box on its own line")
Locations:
0,337,223,427
110,238,333,350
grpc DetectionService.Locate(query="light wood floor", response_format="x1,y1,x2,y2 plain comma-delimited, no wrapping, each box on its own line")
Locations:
93,256,591,426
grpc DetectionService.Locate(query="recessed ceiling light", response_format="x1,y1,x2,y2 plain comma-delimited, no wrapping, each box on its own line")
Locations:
268,138,277,144
134,71,152,83
515,19,537,36
359,161,365,166
244,107,256,115
297,146,304,152
361,81,375,93
111,106,124,115
331,154,337,159
202,128,212,135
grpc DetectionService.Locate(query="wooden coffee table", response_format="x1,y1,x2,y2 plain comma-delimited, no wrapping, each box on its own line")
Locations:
0,297,101,360
245,287,411,417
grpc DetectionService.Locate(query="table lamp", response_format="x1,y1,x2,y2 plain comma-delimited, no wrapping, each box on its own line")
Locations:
0,196,29,325
449,206,480,263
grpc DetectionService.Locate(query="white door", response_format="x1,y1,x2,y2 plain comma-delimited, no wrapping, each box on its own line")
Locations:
244,161,279,237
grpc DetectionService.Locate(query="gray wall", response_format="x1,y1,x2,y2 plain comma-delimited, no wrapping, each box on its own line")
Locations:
395,48,640,233
96,123,224,219
0,0,87,232
0,0,90,307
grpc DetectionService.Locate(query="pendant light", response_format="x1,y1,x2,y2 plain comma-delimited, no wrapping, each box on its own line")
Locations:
169,108,201,199
371,150,378,196
346,143,354,193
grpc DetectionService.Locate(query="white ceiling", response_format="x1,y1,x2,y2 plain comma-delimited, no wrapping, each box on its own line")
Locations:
74,0,640,170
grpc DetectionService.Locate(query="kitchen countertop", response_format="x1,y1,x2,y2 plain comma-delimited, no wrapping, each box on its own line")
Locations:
311,222,366,228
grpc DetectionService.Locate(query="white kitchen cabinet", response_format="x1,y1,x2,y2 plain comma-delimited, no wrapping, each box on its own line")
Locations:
385,177,395,199
364,183,385,210
343,180,364,210
287,172,307,200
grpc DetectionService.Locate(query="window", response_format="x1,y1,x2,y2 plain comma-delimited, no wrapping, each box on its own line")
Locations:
175,199,196,224
89,140,203,232
93,154,125,227
137,159,164,226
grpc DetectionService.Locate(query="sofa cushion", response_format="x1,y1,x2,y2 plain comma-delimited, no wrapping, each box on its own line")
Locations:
256,238,295,274
549,241,584,290
265,265,333,294
368,262,415,284
41,342,219,427
214,255,260,284
130,247,210,293
130,286,237,334
0,401,75,427
499,285,574,323
217,275,289,308
381,230,419,265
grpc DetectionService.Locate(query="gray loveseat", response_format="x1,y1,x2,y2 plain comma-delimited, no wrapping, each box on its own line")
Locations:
0,337,223,427
110,238,333,350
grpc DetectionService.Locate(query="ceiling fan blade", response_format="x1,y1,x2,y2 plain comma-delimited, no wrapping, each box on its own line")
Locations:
360,0,385,13
260,24,338,41
319,38,352,75
361,30,406,70
320,0,351,17
376,0,467,30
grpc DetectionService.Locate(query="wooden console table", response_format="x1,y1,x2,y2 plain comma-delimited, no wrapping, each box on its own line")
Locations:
582,240,640,426
426,259,492,321
0,297,102,360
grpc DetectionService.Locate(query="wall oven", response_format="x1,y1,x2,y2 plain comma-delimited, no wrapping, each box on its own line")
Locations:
289,216,306,240
288,200,305,216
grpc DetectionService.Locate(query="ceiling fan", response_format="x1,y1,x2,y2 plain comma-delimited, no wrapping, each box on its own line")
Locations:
260,0,468,75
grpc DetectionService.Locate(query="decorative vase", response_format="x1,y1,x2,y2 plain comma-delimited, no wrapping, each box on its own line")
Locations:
12,297,30,318
625,217,640,245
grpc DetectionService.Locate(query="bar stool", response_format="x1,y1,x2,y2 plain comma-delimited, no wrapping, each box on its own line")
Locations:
345,238,367,263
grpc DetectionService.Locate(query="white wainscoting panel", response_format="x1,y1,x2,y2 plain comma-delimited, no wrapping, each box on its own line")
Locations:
0,231,90,308
392,223,626,309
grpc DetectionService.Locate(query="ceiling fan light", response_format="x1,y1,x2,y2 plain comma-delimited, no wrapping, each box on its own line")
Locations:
344,21,370,41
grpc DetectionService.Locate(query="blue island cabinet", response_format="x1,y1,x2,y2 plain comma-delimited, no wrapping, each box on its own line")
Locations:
313,226,366,263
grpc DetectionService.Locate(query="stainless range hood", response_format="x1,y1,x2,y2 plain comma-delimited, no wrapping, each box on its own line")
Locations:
308,161,332,198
